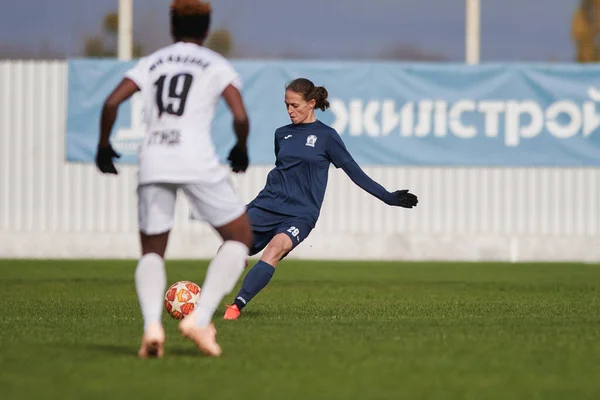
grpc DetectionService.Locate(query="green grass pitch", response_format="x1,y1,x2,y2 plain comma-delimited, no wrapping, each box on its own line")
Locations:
1,259,599,399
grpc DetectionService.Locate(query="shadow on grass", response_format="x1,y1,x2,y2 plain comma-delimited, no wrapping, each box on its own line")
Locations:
70,342,216,359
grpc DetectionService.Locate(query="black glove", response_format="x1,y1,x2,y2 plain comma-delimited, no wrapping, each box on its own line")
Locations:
387,189,418,208
227,143,249,173
95,144,121,175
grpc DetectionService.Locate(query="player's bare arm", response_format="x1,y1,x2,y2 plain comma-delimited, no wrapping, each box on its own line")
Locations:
96,78,139,174
99,78,139,148
222,83,249,146
222,83,250,173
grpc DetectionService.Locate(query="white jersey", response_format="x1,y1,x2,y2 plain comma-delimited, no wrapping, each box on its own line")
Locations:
124,42,242,184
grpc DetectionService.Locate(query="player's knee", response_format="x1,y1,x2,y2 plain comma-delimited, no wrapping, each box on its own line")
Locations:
140,230,170,258
241,226,253,249
278,234,294,253
262,235,293,265
141,246,166,258
262,248,287,266
216,213,253,249
231,221,253,249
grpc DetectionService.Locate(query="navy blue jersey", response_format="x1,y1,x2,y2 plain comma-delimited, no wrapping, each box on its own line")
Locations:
249,120,353,226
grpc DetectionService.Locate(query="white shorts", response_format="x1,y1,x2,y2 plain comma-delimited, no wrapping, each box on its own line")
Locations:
137,179,246,235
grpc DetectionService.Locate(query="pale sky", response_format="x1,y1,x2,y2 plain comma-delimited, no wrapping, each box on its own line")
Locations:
0,0,580,61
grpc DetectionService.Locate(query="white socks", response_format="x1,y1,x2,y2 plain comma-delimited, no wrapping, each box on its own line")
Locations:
135,253,167,331
135,242,248,331
194,241,249,327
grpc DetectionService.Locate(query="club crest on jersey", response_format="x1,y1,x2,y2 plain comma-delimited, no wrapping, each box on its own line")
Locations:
306,135,317,147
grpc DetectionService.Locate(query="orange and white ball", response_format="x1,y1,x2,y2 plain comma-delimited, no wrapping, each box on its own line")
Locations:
164,281,201,319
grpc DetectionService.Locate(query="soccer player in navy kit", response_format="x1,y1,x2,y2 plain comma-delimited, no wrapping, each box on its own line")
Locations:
223,78,418,320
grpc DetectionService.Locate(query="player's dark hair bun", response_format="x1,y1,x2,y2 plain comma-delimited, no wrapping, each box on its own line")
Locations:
286,78,330,111
313,86,330,111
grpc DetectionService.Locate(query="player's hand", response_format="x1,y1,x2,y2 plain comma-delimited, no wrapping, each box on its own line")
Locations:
228,143,249,173
95,143,121,175
387,189,418,208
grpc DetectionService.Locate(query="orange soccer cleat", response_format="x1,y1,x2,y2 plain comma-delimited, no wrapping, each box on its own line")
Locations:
223,304,241,320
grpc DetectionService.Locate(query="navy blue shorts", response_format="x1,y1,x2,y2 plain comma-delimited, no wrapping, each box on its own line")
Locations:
247,206,313,257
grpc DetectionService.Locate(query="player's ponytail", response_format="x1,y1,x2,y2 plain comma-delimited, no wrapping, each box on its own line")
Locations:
312,86,330,111
286,78,330,111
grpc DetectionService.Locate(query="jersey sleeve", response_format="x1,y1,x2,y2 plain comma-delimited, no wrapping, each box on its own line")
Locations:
326,130,354,168
211,60,242,97
341,161,392,204
123,58,147,90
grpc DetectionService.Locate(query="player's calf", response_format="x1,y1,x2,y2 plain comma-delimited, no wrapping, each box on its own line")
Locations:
215,212,253,249
135,252,167,358
225,234,291,318
179,214,251,352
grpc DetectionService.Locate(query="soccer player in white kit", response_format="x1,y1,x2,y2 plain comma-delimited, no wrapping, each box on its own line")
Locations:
95,0,253,358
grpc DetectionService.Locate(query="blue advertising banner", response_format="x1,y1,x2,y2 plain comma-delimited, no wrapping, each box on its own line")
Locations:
66,60,600,166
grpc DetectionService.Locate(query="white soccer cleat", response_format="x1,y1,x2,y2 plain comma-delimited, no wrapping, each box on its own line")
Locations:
138,321,165,359
179,313,222,357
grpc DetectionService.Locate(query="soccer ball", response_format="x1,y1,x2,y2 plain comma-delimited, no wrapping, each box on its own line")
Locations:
164,281,201,320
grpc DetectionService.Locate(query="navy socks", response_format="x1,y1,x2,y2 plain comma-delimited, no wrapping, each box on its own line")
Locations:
233,260,275,310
